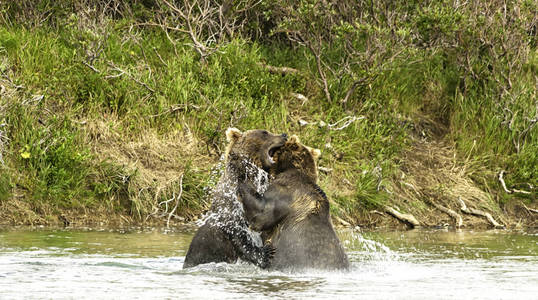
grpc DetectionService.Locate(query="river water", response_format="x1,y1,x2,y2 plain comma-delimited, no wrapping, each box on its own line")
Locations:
0,226,536,299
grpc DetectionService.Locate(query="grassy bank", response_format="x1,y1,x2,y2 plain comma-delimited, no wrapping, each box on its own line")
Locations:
0,1,536,228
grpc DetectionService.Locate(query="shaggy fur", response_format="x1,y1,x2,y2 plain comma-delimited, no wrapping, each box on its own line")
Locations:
239,136,349,271
183,128,287,269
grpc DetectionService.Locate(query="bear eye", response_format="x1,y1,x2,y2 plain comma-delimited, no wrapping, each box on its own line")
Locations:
262,130,268,136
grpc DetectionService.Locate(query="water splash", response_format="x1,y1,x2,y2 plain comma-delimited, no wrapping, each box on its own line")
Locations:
200,156,271,249
341,228,399,262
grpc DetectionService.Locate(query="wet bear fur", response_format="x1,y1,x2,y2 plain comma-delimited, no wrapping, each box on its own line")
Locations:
238,135,350,271
183,128,287,269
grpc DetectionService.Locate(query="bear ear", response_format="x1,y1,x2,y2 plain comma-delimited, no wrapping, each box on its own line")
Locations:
226,127,242,143
311,148,321,160
289,135,300,143
305,145,321,160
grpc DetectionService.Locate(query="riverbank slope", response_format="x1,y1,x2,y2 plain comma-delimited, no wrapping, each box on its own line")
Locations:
0,1,536,229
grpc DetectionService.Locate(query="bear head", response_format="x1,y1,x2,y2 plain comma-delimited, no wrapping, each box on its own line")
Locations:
270,135,321,182
225,128,288,171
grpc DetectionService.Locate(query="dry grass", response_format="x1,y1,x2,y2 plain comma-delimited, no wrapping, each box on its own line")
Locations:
389,137,504,228
83,115,214,220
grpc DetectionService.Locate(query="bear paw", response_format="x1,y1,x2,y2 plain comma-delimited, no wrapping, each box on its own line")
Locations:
260,244,276,269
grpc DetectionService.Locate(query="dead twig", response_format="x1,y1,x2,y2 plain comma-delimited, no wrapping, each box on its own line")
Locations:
153,47,169,67
327,116,365,131
106,62,155,93
147,174,185,227
258,63,300,75
22,95,44,106
82,61,101,73
458,197,504,229
166,174,184,228
498,170,512,194
0,122,7,166
384,205,421,228
318,166,333,174
521,203,538,214
498,170,532,194
425,198,463,228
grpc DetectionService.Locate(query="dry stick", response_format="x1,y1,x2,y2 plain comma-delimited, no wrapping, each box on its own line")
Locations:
149,104,200,118
341,77,367,104
498,170,512,193
161,0,211,59
457,197,504,229
384,206,421,228
153,47,168,67
318,166,333,173
167,174,184,228
522,203,538,214
303,35,332,103
327,116,365,131
107,62,155,93
82,61,100,73
498,170,532,194
426,198,463,228
258,63,299,75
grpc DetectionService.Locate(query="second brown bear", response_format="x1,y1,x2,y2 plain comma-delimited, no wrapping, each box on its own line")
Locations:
238,135,350,271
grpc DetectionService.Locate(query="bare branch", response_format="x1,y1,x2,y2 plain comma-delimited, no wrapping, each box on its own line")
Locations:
107,62,155,93
458,197,504,229
425,198,463,228
498,170,532,195
340,77,367,105
258,63,300,75
167,174,184,228
327,116,365,131
384,205,421,228
498,170,512,194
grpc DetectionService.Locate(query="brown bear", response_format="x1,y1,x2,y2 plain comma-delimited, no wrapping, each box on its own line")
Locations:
183,128,287,269
238,135,350,271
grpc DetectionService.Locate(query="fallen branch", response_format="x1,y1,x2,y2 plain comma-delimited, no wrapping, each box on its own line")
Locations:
298,115,365,130
82,61,101,73
498,170,532,194
458,197,504,228
318,166,333,173
522,203,538,214
384,205,420,228
166,174,184,228
426,198,463,228
327,116,365,131
498,170,512,193
145,175,185,227
258,63,299,75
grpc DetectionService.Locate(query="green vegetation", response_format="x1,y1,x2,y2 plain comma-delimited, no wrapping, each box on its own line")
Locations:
0,0,535,226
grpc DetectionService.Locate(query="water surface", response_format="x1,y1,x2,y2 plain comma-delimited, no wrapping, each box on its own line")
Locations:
1,227,536,299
